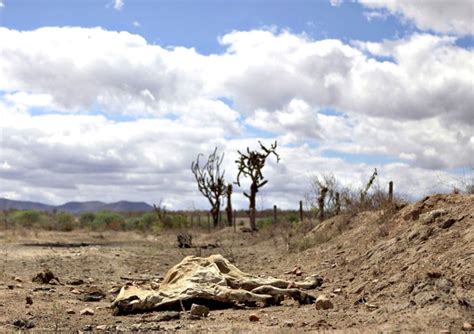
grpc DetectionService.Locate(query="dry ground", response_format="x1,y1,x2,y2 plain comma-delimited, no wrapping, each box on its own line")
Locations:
0,193,472,333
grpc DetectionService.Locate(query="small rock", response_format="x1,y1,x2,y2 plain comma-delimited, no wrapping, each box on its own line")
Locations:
14,277,23,282
440,218,456,229
315,295,334,310
190,304,209,318
67,279,84,285
80,287,106,302
96,325,107,330
66,309,75,314
49,278,60,285
16,284,23,288
12,319,35,329
32,269,60,284
82,324,94,331
7,285,14,290
284,320,294,327
26,296,33,305
130,324,141,331
70,288,81,295
295,269,303,276
333,288,342,294
427,271,442,279
152,311,180,322
439,330,450,334
420,209,446,224
249,314,260,322
80,308,95,316
462,322,472,331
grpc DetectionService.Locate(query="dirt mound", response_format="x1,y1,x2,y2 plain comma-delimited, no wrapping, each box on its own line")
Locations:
292,193,473,331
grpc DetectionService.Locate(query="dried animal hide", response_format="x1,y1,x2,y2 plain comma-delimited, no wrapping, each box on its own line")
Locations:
112,254,322,315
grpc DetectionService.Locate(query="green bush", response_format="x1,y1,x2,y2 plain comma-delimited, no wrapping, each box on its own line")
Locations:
91,211,125,231
56,212,76,232
12,210,41,228
79,212,96,227
256,217,273,229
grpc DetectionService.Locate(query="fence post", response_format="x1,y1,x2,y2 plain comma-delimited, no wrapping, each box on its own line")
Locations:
299,200,303,222
335,192,340,215
273,205,277,225
388,181,393,202
233,209,237,233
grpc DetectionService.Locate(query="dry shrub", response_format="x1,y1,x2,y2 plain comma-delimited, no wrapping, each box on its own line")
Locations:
288,214,352,252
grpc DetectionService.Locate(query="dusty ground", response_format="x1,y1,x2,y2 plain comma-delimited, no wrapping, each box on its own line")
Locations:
0,193,472,333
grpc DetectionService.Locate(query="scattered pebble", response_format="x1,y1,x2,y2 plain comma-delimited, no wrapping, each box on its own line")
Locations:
315,295,334,310
12,319,35,329
80,308,95,316
25,296,33,305
190,304,209,318
284,320,294,327
462,322,472,331
249,314,260,322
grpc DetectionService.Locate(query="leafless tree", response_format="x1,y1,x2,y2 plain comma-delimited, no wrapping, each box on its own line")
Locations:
191,147,226,228
235,141,279,231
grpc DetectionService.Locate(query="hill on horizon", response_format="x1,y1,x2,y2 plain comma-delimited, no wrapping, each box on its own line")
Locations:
0,198,153,214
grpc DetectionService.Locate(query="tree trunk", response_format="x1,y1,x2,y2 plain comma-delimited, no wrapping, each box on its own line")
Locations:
249,183,258,231
211,199,220,228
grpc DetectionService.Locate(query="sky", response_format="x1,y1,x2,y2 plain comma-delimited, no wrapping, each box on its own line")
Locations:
0,0,473,210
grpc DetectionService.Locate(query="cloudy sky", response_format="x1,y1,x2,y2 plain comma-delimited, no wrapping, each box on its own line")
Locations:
0,0,473,209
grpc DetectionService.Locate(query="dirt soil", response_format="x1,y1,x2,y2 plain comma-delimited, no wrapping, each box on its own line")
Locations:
0,193,472,333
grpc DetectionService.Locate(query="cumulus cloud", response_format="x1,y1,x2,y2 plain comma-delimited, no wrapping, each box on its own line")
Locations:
0,27,472,207
358,0,474,36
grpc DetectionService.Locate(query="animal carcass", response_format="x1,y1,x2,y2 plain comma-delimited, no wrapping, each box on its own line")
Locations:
112,254,322,315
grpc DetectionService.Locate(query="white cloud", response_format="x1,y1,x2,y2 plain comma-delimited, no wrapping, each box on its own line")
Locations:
114,0,124,11
0,27,472,207
358,0,474,36
363,10,390,22
0,1,4,8
330,0,343,7
133,21,140,27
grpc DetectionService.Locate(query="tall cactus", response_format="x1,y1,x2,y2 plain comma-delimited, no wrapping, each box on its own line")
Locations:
235,141,279,231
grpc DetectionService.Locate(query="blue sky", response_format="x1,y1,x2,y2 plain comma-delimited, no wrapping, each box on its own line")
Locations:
1,0,414,54
0,0,472,207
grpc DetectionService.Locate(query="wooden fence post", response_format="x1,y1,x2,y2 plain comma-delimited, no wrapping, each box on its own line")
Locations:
388,181,393,202
299,200,303,222
273,205,277,225
233,209,237,233
335,192,340,215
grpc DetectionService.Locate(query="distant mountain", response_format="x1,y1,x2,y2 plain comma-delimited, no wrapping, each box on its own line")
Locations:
0,198,153,214
102,201,154,212
56,201,107,214
0,198,52,211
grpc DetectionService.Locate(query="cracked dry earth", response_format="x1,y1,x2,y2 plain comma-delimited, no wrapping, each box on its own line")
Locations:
0,192,473,333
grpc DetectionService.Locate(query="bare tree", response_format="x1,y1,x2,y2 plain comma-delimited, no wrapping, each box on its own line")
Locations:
235,141,280,231
191,147,226,228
